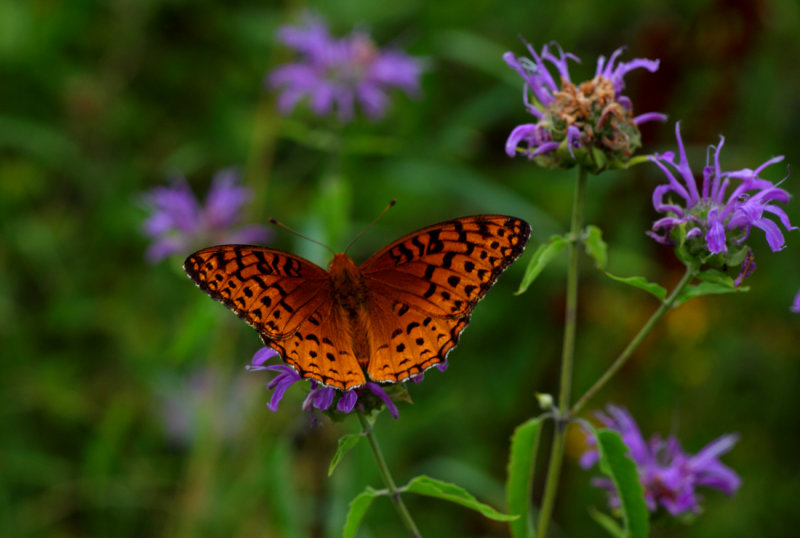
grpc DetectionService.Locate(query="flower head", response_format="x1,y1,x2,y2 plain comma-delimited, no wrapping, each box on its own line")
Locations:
581,405,741,516
247,347,402,419
267,13,422,123
505,40,665,171
791,289,800,313
649,123,796,280
141,168,271,263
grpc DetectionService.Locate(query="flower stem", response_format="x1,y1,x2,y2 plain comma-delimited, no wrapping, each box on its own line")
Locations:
536,166,587,538
357,412,422,538
568,265,695,418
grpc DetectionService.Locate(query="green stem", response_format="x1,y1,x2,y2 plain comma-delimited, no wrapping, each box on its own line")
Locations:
569,265,695,418
536,166,588,538
357,412,422,538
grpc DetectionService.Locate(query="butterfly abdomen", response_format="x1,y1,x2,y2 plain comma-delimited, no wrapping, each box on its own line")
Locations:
328,253,373,368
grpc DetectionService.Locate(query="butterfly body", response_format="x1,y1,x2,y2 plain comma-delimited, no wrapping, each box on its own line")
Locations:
327,253,371,368
185,215,531,390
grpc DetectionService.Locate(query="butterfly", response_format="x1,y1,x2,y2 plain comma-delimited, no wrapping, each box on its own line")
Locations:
184,215,531,390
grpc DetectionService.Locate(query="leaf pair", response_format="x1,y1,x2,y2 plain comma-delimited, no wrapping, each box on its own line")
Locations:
332,422,516,537
516,224,748,306
343,476,516,538
505,417,649,538
607,268,748,306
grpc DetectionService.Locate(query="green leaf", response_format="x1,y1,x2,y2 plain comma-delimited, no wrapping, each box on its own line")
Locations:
328,433,363,476
342,486,382,538
592,428,649,538
506,417,543,538
583,225,608,270
404,475,517,522
588,506,627,538
516,235,569,294
673,280,748,307
695,268,736,286
605,273,667,302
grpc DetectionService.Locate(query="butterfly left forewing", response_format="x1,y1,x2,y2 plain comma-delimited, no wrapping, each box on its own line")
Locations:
361,215,531,318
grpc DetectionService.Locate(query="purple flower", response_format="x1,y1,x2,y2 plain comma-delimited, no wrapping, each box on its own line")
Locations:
141,168,271,263
581,405,741,516
791,289,800,313
649,123,796,277
267,13,422,123
247,347,400,419
504,40,665,170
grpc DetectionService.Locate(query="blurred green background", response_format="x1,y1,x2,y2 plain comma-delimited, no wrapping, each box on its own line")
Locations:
2,0,798,536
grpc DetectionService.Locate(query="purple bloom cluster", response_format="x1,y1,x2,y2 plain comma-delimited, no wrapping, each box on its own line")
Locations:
267,13,422,123
792,289,800,314
504,40,665,167
581,405,741,516
649,123,795,268
141,168,271,263
247,347,402,419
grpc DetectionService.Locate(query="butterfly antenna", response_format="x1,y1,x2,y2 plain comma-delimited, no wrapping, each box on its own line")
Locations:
268,218,336,255
344,199,397,254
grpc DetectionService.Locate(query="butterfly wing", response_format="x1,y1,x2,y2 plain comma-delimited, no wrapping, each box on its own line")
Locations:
184,245,366,389
360,215,530,382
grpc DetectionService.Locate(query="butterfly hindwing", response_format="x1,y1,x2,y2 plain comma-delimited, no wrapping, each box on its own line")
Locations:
365,292,470,383
261,300,367,390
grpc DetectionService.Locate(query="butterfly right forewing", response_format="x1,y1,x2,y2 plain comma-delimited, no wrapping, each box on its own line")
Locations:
184,245,333,338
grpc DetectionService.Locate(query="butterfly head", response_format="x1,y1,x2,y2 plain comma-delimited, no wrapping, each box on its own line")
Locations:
329,253,361,283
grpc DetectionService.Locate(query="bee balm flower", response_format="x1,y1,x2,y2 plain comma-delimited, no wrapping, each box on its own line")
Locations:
581,405,741,516
505,41,665,172
649,123,795,281
267,13,422,123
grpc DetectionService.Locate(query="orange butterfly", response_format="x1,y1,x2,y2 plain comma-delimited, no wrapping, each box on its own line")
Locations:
184,215,530,390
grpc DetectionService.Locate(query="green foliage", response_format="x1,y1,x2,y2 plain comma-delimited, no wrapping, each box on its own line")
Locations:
329,433,364,476
343,486,381,538
588,506,626,538
403,475,517,522
583,224,608,270
2,1,798,537
673,269,749,307
506,417,543,538
605,273,668,301
589,426,650,538
516,234,569,294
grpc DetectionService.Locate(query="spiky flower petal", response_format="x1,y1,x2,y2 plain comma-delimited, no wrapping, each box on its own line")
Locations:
649,123,795,281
